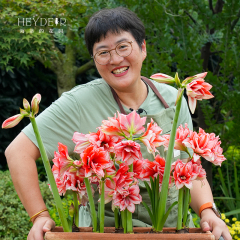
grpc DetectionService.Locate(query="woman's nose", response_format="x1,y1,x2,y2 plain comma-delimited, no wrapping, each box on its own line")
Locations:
109,51,124,65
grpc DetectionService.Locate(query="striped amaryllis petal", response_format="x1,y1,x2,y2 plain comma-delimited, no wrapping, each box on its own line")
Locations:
2,114,24,129
188,96,197,114
150,73,175,84
72,132,91,154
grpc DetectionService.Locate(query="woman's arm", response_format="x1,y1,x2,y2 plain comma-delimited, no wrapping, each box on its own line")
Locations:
190,178,232,240
5,132,55,240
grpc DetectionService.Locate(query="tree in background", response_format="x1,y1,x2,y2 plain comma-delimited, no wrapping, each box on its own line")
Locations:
0,0,98,96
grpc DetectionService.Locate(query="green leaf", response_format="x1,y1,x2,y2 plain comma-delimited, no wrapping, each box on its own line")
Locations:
159,201,178,230
224,209,240,217
141,201,154,225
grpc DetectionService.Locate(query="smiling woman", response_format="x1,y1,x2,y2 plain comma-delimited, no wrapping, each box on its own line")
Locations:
4,6,232,240
91,30,147,104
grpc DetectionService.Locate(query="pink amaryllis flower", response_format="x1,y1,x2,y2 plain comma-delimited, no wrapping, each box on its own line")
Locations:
150,73,175,84
52,143,74,175
139,119,165,154
118,110,146,137
104,178,116,204
140,155,172,191
174,123,191,151
182,129,211,162
172,160,198,189
88,130,123,152
182,128,226,166
114,164,135,193
100,113,124,136
114,140,142,165
140,155,171,190
81,145,112,178
186,76,214,114
73,130,123,154
210,138,226,166
51,164,79,195
112,184,142,213
191,159,206,181
100,111,146,138
163,123,190,152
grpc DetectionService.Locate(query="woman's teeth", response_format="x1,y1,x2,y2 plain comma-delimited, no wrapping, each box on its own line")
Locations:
112,67,128,74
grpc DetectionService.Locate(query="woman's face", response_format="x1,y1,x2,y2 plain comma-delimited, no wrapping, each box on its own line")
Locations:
92,31,147,93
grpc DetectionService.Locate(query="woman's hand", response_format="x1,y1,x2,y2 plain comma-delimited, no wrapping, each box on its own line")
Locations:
200,208,232,240
27,215,55,240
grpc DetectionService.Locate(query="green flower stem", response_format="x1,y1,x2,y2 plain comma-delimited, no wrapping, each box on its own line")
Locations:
127,163,133,233
127,210,133,233
157,93,183,231
114,208,119,229
84,178,97,232
30,117,70,232
182,187,190,227
73,191,79,227
177,188,184,230
121,209,127,233
100,181,105,233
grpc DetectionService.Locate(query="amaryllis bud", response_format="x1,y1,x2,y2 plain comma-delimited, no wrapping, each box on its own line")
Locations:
2,114,24,129
23,98,30,112
20,108,30,117
150,73,175,84
174,72,181,88
31,93,41,116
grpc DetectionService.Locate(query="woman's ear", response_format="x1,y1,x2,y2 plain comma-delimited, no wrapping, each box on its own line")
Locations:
141,40,147,61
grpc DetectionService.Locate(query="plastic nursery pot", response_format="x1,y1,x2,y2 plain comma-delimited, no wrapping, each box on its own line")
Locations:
45,227,215,240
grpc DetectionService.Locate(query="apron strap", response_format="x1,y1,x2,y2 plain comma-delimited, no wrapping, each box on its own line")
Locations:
141,76,169,109
109,86,127,114
109,76,169,114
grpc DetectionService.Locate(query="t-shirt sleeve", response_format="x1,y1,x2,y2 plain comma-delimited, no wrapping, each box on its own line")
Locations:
22,92,81,160
178,95,193,159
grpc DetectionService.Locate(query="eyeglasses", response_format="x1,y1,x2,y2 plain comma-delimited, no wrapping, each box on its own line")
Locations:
92,41,134,65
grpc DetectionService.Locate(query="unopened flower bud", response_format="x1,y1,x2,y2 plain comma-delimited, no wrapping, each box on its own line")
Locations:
2,114,24,129
150,73,175,84
23,98,30,112
31,93,41,116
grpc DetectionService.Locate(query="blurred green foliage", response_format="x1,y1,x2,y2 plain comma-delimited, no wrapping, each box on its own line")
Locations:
0,170,55,239
213,146,240,215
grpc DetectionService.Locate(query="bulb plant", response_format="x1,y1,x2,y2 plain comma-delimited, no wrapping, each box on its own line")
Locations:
2,71,226,234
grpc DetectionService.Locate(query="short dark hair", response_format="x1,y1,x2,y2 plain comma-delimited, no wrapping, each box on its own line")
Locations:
85,7,145,56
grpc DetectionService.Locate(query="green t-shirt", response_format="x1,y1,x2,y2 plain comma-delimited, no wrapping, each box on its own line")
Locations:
22,78,194,227
22,78,192,160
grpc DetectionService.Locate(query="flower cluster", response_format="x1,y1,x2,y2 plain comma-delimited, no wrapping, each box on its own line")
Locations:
51,110,225,212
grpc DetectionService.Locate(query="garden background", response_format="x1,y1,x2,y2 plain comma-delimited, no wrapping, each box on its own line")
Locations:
1,0,240,239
